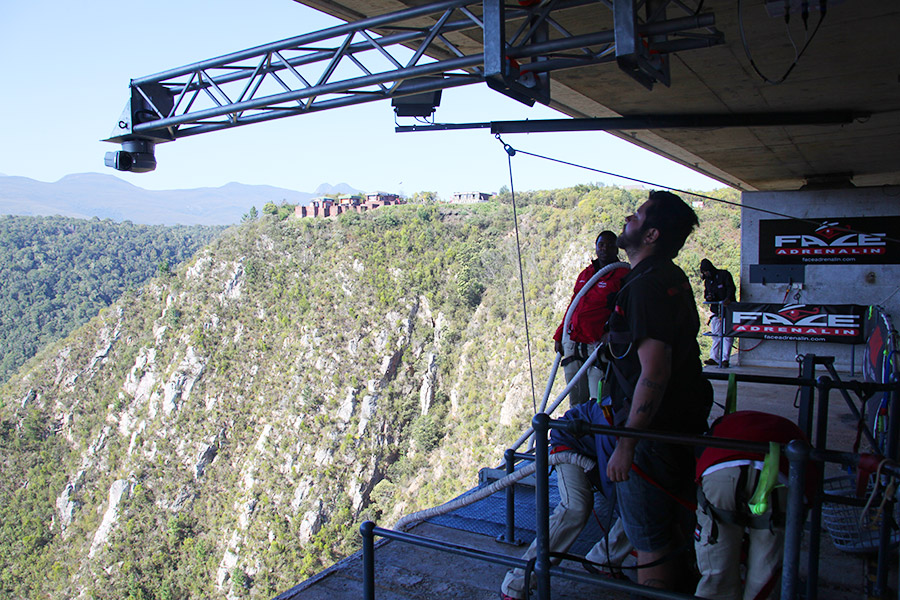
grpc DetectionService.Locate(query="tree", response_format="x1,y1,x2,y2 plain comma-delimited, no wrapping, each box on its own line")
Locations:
410,191,439,204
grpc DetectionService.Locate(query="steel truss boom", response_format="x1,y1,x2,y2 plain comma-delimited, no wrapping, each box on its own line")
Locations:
104,0,722,170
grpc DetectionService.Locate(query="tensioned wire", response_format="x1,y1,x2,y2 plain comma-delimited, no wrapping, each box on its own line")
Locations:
495,135,900,245
505,142,539,414
498,138,900,306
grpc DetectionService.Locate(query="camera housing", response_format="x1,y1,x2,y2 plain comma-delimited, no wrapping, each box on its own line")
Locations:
104,139,157,173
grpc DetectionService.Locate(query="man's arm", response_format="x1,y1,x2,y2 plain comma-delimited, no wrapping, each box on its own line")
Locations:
723,270,736,304
606,338,672,482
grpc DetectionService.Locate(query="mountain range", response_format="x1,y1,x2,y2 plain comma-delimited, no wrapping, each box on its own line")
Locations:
0,174,364,226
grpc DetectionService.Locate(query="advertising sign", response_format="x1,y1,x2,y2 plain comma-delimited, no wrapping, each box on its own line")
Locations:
863,307,897,384
726,303,867,344
758,217,900,265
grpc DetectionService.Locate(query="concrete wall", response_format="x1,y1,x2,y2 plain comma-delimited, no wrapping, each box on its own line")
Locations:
738,186,900,372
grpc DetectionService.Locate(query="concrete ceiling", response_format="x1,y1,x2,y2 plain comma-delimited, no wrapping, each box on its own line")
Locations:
293,0,900,192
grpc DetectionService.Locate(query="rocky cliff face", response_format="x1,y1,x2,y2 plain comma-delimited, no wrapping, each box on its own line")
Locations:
0,191,741,599
0,203,543,599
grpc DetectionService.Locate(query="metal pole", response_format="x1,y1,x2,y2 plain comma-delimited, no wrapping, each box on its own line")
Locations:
782,439,811,600
538,353,562,414
876,374,900,597
533,413,552,600
806,376,831,600
501,448,518,544
361,520,376,600
513,350,599,451
718,301,727,367
797,354,817,439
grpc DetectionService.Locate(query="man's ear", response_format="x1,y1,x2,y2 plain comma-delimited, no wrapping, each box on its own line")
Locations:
643,227,660,245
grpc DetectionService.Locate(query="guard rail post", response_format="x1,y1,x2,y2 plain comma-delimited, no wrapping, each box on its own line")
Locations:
361,520,376,600
782,439,810,600
533,413,552,600
806,376,832,600
716,300,727,366
875,373,900,598
797,354,817,439
501,448,517,544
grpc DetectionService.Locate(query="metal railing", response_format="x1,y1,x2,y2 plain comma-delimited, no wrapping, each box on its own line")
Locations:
359,356,900,599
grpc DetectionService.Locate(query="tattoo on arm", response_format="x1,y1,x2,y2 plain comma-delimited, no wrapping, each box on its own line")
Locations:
635,401,655,414
639,377,665,392
635,377,664,415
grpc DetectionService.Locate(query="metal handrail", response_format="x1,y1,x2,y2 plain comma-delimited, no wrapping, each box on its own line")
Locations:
361,358,900,599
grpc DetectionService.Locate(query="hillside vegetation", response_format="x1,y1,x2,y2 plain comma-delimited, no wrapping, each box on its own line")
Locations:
0,185,739,600
0,215,224,383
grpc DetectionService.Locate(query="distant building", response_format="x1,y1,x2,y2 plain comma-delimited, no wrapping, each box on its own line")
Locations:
451,191,492,204
295,193,406,218
366,192,400,205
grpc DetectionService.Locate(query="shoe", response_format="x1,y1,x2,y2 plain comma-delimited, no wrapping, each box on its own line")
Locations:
703,358,718,366
501,594,521,600
721,360,730,368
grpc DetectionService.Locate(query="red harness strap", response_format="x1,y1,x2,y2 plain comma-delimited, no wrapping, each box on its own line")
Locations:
630,463,697,512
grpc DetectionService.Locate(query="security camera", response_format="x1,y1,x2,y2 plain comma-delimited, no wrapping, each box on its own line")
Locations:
104,139,156,173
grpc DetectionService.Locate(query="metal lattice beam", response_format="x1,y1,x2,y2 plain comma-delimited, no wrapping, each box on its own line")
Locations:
105,0,721,169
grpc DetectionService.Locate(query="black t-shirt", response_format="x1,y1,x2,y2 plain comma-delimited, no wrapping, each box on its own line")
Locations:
607,255,712,434
703,268,736,303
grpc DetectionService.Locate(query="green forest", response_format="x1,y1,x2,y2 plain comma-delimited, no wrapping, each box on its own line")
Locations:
0,216,225,383
0,185,740,599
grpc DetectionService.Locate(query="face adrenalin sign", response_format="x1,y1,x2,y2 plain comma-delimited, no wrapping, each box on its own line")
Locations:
759,217,900,265
727,303,866,344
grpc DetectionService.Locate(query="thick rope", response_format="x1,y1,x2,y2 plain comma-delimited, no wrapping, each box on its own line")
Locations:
394,451,597,531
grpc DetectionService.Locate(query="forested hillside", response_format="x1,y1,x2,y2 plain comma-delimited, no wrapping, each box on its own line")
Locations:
0,186,739,600
0,216,225,382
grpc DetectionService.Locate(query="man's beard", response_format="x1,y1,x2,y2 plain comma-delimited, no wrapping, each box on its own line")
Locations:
616,227,642,254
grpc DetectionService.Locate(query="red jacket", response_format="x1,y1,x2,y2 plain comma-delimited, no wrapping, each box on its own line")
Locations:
554,262,628,344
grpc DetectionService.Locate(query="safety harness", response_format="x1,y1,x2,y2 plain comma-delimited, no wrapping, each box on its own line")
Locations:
697,443,785,544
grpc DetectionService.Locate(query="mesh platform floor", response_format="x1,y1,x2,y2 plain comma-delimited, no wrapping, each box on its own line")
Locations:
426,468,616,557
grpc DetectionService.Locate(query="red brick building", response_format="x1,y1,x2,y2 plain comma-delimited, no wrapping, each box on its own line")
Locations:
295,192,406,218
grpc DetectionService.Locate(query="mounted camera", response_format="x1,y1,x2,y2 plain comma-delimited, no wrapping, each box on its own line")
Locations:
104,139,157,173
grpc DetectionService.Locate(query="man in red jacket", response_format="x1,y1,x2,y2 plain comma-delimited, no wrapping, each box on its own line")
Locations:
553,230,628,406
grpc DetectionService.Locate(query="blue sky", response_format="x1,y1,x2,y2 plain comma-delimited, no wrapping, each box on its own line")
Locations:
0,0,724,200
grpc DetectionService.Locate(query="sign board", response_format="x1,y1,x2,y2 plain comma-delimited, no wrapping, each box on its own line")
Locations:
758,217,900,265
862,307,897,384
726,303,867,344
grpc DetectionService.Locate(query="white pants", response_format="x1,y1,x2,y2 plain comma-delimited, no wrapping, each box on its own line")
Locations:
710,316,734,363
500,463,630,599
561,339,603,407
695,467,785,600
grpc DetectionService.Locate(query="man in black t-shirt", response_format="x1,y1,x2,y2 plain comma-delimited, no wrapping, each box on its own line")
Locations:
605,191,713,592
